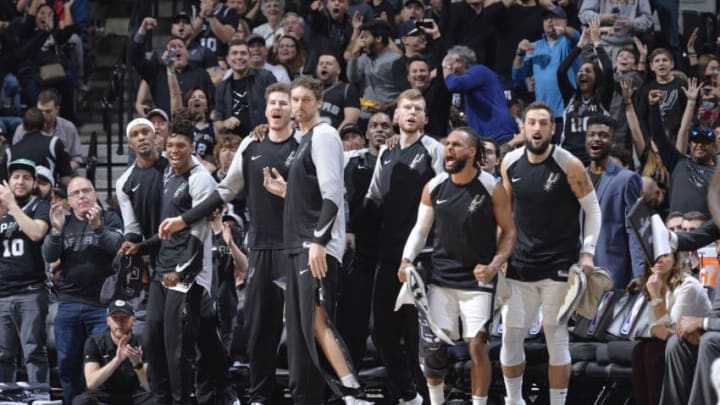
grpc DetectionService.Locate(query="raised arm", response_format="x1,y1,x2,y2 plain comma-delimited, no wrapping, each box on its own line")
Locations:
622,79,646,155
676,77,701,154
648,95,681,171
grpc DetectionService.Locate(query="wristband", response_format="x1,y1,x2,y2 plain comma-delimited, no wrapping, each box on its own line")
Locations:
516,50,525,57
51,228,62,237
649,297,663,307
133,362,144,370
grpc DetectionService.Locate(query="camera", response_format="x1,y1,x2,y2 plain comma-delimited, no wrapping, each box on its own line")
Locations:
415,19,433,29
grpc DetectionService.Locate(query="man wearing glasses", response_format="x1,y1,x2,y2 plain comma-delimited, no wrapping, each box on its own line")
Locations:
42,177,124,404
649,89,716,217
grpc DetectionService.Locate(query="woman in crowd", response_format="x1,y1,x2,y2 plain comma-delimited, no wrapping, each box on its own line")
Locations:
631,223,711,405
273,34,307,79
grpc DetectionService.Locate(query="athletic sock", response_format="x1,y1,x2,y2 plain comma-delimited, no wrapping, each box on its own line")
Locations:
427,383,444,405
472,396,487,405
549,388,568,405
340,374,360,388
504,375,523,402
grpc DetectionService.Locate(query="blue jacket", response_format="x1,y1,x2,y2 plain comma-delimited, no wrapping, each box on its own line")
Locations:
588,159,645,289
445,64,517,143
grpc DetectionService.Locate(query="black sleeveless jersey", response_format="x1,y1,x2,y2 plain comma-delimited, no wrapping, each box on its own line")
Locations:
503,145,581,281
428,170,498,291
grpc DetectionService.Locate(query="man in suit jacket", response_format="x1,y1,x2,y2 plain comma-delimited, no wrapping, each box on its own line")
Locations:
661,219,720,405
584,115,644,289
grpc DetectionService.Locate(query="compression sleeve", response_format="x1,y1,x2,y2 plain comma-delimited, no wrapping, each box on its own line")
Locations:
579,191,601,255
180,191,224,226
310,128,345,246
401,202,434,263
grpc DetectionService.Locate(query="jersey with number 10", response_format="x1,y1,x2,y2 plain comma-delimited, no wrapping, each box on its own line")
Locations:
0,196,50,297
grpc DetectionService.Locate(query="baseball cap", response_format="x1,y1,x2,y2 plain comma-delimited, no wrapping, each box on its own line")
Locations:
147,108,169,123
403,0,424,8
398,20,421,37
689,126,715,143
544,5,567,19
173,12,191,24
36,166,54,186
247,34,266,46
340,124,363,138
8,159,36,177
107,299,135,317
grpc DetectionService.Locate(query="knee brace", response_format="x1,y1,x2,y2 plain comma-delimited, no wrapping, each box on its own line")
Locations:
543,323,570,365
500,326,526,367
420,339,449,379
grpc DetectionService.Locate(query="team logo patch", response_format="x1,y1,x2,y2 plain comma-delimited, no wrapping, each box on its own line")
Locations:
468,194,485,213
544,172,559,192
285,151,296,167
409,154,423,170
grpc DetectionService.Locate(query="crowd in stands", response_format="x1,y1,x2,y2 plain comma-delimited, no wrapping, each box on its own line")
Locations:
1,0,720,404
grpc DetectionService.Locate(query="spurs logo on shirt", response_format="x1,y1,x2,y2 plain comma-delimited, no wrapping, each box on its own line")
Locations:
174,182,188,199
285,151,297,168
409,154,423,170
1,222,18,238
544,172,559,192
468,194,485,213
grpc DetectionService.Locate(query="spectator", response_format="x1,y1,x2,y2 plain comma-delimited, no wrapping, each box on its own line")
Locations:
608,43,646,152
663,221,720,405
513,6,580,138
0,108,73,185
316,53,360,130
484,0,544,87
15,0,78,123
340,124,364,151
479,136,499,176
213,39,277,137
635,48,687,141
665,211,684,232
632,222,710,405
13,89,84,170
444,0,494,66
0,159,50,384
557,20,614,165
641,175,668,218
346,20,401,117
130,17,214,116
282,12,304,41
147,109,170,154
72,300,154,405
308,0,354,64
160,12,218,70
578,0,653,62
0,73,21,135
35,165,54,201
42,177,124,404
190,0,240,60
649,91,715,217
252,0,285,47
185,89,216,165
247,34,291,83
406,55,450,138
443,45,518,145
390,19,446,92
584,115,644,290
272,34,308,78
395,0,424,25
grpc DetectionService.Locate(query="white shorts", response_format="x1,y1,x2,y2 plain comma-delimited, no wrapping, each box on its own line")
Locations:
428,285,493,341
501,278,567,329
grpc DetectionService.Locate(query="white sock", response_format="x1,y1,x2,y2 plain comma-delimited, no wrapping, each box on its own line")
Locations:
549,388,568,405
472,396,487,405
428,383,444,405
504,375,523,402
341,374,360,388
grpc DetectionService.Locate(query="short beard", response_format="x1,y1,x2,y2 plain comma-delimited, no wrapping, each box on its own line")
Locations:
589,148,610,163
525,138,551,155
446,156,467,174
